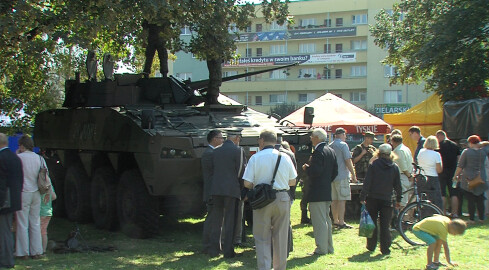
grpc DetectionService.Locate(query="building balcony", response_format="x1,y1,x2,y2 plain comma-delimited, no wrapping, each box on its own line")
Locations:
221,76,367,93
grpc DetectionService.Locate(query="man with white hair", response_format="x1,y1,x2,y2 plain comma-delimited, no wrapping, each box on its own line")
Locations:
302,128,338,255
243,129,297,270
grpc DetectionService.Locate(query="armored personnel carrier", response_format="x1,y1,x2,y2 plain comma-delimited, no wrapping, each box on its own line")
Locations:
34,61,310,238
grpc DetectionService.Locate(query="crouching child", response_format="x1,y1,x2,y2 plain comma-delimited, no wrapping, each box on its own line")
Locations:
412,215,466,270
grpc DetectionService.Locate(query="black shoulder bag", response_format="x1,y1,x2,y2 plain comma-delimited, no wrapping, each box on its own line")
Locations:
249,153,282,210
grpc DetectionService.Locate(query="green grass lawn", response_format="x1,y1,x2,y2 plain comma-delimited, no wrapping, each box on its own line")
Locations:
13,189,489,270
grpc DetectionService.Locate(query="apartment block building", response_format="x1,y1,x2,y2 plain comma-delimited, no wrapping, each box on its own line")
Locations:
172,0,430,116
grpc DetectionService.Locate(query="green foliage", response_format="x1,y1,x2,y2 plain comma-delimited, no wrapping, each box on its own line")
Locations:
370,0,489,101
268,103,299,119
0,0,289,129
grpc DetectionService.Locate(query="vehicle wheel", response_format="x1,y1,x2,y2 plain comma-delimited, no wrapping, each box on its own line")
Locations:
117,169,159,239
90,167,118,230
397,201,443,245
64,165,92,223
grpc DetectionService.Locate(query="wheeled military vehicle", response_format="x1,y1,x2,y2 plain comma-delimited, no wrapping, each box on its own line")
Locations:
34,61,310,238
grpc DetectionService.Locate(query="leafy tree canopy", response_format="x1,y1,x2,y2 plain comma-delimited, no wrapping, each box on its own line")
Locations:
0,0,289,133
370,0,489,102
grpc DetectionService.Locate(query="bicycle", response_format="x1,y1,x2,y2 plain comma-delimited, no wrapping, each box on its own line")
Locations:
396,163,443,246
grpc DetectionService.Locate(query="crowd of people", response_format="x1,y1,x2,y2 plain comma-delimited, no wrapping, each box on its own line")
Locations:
0,134,55,269
200,125,488,270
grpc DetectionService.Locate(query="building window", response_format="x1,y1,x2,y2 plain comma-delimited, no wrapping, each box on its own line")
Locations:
180,26,191,35
299,93,316,103
384,65,398,77
324,19,332,27
323,68,331,79
350,92,366,103
256,48,263,57
351,40,367,50
255,96,262,105
384,90,402,103
270,70,287,79
271,21,287,30
335,44,343,53
301,18,316,27
299,43,316,53
228,23,237,33
176,72,192,80
223,71,238,77
256,24,262,32
245,25,252,32
324,44,331,53
270,94,286,104
350,66,367,77
335,69,342,79
352,14,368,25
336,18,343,27
270,44,287,55
245,48,252,57
228,95,239,102
299,68,316,79
245,75,252,81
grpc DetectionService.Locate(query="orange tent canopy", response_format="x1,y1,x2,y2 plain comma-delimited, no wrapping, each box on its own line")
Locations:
282,93,391,134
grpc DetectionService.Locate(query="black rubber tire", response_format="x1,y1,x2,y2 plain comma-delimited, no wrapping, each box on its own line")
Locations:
90,167,118,230
64,165,92,223
117,170,159,239
397,201,443,246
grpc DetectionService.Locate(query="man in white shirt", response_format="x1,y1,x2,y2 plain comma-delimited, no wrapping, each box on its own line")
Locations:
243,129,297,270
391,134,414,206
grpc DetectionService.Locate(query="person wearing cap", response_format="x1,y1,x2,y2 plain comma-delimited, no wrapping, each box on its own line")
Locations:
329,127,357,229
390,134,414,207
243,129,297,270
201,130,224,254
452,135,489,224
207,129,246,258
351,132,377,181
360,143,402,255
409,126,426,164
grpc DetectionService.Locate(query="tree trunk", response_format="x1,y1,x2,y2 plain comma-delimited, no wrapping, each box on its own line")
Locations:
206,59,222,104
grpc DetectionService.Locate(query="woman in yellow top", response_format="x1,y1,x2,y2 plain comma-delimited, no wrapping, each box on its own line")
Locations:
412,215,466,270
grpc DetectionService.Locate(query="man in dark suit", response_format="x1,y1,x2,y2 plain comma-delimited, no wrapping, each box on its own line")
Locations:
302,128,338,255
0,133,24,268
208,129,245,258
201,130,224,254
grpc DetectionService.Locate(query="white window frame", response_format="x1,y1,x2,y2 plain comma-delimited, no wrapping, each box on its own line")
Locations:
223,71,238,78
269,70,287,79
270,21,287,30
350,66,367,77
352,14,368,25
384,65,398,77
350,92,366,103
298,93,316,103
299,43,316,53
176,72,192,80
301,18,316,27
384,90,403,103
228,23,237,33
181,26,191,35
299,68,316,79
351,40,367,51
270,44,287,55
269,94,286,104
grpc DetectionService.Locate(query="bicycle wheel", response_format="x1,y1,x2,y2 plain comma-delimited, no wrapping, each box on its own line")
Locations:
397,201,443,246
